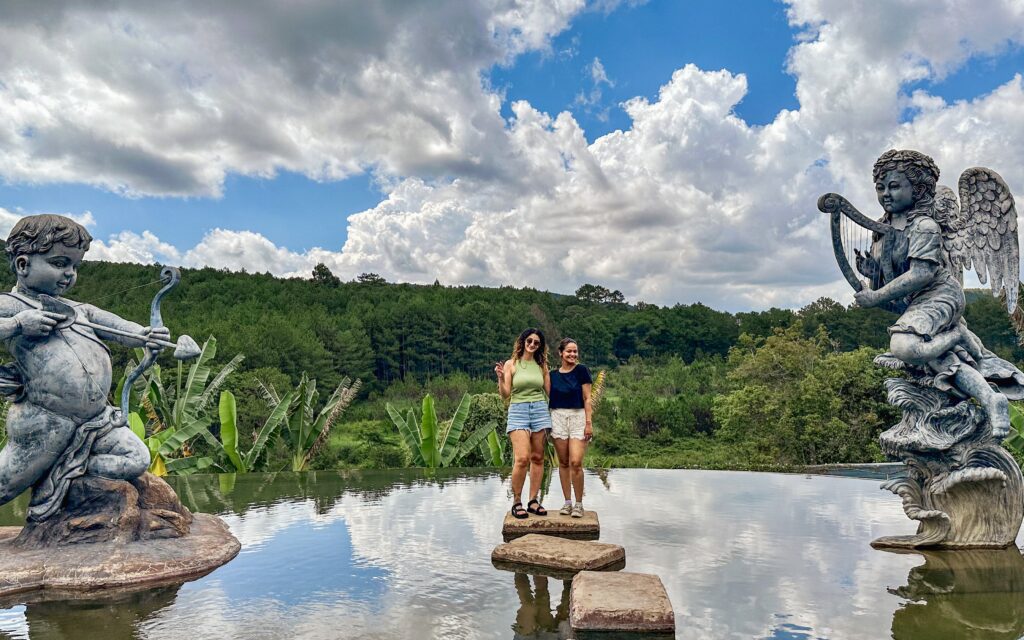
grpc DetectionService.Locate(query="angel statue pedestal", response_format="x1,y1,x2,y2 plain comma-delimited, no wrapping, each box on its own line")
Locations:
820,150,1024,549
0,215,239,599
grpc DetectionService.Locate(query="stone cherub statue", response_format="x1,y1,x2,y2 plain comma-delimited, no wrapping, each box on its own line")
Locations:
819,149,1024,548
0,214,200,544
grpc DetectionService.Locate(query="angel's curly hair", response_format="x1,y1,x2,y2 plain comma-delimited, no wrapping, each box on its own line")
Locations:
511,328,548,369
872,149,940,219
5,214,92,272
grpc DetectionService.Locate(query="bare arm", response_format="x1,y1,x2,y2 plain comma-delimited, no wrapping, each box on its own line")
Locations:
856,258,937,307
543,368,551,399
0,299,63,341
497,360,514,401
582,382,593,441
81,304,153,347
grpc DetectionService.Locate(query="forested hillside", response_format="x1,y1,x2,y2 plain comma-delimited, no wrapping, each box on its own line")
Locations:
1,257,1021,471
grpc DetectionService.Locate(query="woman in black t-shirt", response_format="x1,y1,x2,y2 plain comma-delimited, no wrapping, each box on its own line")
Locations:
549,338,593,518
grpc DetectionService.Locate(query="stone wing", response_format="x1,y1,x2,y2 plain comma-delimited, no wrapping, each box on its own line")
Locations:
954,168,1019,312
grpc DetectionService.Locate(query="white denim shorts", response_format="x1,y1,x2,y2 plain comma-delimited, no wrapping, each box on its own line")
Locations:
550,408,586,440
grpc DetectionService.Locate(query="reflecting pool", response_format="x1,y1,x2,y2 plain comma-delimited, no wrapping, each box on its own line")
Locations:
0,469,1022,639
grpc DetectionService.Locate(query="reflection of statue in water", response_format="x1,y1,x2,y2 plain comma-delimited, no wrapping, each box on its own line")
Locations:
819,150,1024,548
17,582,181,640
512,573,571,639
886,547,1024,639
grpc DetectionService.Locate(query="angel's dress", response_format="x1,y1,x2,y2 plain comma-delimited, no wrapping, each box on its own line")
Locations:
887,215,1024,399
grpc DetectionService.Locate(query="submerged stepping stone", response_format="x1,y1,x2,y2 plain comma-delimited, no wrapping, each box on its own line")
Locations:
501,510,600,541
491,534,624,579
570,570,675,634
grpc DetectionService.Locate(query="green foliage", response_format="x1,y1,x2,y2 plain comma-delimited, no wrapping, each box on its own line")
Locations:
385,393,494,468
464,393,507,466
215,390,291,473
713,327,894,465
262,375,362,471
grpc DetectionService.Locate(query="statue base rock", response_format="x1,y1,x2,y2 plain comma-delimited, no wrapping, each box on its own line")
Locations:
0,473,239,597
872,375,1024,549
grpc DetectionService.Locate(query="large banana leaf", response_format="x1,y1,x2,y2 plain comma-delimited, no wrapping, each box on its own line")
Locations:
165,456,216,475
219,391,245,472
387,403,424,465
158,416,213,458
420,395,440,468
247,389,296,470
439,393,472,466
457,424,495,465
174,336,218,425
482,426,505,466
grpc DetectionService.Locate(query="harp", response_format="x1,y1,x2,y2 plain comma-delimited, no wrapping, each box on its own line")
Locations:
817,192,904,313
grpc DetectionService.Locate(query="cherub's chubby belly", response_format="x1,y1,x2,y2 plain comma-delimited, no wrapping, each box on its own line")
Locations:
13,329,112,420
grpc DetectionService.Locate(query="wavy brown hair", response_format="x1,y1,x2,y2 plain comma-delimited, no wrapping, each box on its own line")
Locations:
511,328,548,369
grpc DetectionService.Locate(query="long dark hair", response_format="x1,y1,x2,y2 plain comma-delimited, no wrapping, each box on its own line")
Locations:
511,328,548,369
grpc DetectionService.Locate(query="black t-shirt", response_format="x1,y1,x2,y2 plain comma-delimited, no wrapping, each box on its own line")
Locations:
548,365,593,409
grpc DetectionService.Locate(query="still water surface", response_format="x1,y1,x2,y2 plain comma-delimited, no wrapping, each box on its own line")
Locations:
0,469,1021,639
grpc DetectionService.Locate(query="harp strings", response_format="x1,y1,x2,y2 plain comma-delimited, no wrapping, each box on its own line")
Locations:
839,215,872,286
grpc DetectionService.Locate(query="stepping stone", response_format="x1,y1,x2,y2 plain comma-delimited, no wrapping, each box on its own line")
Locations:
570,570,675,634
491,534,624,579
501,510,600,541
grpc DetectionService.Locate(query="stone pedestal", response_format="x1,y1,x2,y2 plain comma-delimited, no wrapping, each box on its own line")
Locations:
502,510,600,541
15,473,193,549
492,534,624,579
0,513,239,597
569,570,675,633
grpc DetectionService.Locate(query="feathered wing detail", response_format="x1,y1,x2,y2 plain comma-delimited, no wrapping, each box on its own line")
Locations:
941,167,1019,313
936,184,967,284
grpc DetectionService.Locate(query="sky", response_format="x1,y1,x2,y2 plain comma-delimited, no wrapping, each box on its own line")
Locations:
0,0,1022,311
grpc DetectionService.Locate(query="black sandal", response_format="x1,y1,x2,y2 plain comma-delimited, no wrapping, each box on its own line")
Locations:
511,502,528,519
527,498,547,516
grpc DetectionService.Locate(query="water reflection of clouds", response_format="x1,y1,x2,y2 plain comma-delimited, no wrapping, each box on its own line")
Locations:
6,469,1024,639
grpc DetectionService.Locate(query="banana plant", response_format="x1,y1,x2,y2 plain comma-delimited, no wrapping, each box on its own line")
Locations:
128,411,214,476
121,336,244,475
260,374,362,471
481,429,507,466
216,389,294,473
387,393,493,468
1005,403,1024,456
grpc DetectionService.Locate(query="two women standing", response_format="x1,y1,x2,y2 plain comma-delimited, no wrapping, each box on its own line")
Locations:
496,329,592,520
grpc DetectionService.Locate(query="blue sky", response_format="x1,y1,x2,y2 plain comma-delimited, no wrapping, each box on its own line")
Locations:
1,0,1022,309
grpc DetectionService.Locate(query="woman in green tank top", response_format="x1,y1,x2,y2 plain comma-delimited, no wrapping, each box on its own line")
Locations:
496,328,551,519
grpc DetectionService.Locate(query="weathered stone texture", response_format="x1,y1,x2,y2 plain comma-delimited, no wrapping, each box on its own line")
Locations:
0,513,239,597
502,510,599,541
14,473,193,549
569,571,675,633
492,534,624,577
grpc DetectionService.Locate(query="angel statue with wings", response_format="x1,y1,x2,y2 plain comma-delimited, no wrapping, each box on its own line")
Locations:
846,149,1022,435
820,149,1024,548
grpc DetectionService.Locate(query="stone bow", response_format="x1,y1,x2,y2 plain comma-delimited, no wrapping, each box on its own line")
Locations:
115,266,199,426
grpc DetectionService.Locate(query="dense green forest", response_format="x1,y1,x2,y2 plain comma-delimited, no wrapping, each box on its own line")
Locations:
1,258,1022,472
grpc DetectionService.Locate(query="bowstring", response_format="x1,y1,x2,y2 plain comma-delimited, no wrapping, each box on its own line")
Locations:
67,278,167,308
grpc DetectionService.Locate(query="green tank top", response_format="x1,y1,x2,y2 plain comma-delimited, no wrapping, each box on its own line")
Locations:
511,359,546,403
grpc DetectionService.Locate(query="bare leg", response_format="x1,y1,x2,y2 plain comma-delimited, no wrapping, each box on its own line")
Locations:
0,404,76,505
509,430,531,503
569,438,588,503
891,328,965,366
90,427,150,479
528,430,547,503
953,365,1010,437
553,438,571,501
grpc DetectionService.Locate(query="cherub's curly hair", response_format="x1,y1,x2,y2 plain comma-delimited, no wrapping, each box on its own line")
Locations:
5,214,92,271
511,328,548,369
872,149,940,219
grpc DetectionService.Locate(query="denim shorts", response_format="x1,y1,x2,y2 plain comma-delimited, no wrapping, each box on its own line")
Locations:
506,400,552,433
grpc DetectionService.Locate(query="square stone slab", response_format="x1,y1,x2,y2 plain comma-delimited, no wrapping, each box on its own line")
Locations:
570,571,675,633
492,534,624,578
501,510,600,541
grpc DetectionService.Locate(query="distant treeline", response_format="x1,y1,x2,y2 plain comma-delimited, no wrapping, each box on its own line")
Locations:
2,258,1019,395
